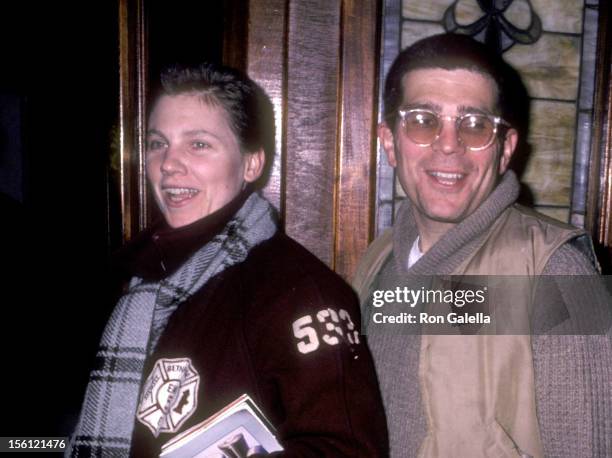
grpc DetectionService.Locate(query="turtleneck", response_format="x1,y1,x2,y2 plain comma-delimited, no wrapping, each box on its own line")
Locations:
112,189,252,285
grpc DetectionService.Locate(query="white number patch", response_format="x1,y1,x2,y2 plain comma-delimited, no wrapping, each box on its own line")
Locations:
293,315,320,354
292,308,360,354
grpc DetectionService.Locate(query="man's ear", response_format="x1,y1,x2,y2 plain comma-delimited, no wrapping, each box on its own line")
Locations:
378,122,397,167
243,148,266,183
499,127,518,174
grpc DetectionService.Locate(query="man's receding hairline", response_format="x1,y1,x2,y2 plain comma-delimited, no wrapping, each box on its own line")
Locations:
399,67,501,114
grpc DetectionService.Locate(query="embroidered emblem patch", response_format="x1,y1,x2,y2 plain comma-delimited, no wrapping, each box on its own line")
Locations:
137,357,200,437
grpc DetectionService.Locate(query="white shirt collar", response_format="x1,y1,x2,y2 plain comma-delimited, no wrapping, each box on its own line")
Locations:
407,235,424,268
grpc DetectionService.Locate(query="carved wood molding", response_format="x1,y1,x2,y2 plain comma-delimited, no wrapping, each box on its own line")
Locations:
241,0,379,279
335,0,380,278
587,1,612,247
118,0,148,243
244,0,287,214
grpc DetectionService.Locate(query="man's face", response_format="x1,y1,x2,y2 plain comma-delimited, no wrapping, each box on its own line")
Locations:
380,68,517,226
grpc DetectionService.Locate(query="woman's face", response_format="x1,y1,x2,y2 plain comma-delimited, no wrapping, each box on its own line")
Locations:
146,94,263,228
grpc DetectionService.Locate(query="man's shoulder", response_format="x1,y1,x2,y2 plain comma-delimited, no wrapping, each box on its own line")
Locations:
468,204,597,274
352,229,394,304
488,203,583,244
543,239,601,274
509,204,582,232
357,229,394,268
505,204,596,264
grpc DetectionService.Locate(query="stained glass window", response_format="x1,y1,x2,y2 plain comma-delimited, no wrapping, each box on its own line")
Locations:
376,0,600,232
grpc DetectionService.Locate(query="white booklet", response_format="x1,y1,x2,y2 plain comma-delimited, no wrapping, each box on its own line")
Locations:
159,393,284,458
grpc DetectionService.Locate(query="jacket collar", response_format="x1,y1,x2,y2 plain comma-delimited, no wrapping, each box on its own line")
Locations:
114,190,252,282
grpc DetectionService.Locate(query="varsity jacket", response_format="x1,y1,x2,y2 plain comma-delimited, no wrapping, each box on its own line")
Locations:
114,194,388,457
352,171,612,457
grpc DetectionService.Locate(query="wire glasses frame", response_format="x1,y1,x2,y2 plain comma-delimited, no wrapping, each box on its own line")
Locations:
397,108,511,151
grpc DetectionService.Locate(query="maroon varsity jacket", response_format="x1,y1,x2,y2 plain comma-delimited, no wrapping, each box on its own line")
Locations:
115,194,388,457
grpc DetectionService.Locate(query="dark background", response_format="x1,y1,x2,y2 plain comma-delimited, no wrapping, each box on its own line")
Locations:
0,0,227,436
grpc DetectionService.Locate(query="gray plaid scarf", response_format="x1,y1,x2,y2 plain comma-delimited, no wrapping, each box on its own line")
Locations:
68,193,277,457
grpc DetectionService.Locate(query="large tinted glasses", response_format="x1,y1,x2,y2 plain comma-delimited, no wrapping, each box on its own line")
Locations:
398,109,510,151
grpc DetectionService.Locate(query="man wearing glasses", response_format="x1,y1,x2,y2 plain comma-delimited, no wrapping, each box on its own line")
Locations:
354,33,611,457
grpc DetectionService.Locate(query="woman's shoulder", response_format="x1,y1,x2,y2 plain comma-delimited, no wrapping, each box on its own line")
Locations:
240,231,359,311
247,232,348,283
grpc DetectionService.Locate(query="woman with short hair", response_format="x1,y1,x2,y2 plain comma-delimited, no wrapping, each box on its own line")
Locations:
68,63,387,457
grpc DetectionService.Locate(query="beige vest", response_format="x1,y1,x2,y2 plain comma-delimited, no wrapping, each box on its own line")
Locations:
353,205,584,458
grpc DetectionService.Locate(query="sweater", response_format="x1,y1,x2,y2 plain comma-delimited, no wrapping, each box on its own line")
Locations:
358,171,612,457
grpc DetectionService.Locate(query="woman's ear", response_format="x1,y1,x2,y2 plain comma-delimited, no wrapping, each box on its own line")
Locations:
243,148,266,183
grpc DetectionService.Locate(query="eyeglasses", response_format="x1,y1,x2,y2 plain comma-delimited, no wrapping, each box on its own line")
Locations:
397,108,511,151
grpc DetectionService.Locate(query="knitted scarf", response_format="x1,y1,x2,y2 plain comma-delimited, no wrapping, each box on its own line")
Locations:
67,193,277,457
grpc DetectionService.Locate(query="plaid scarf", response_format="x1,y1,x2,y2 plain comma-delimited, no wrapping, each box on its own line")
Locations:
67,193,277,457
